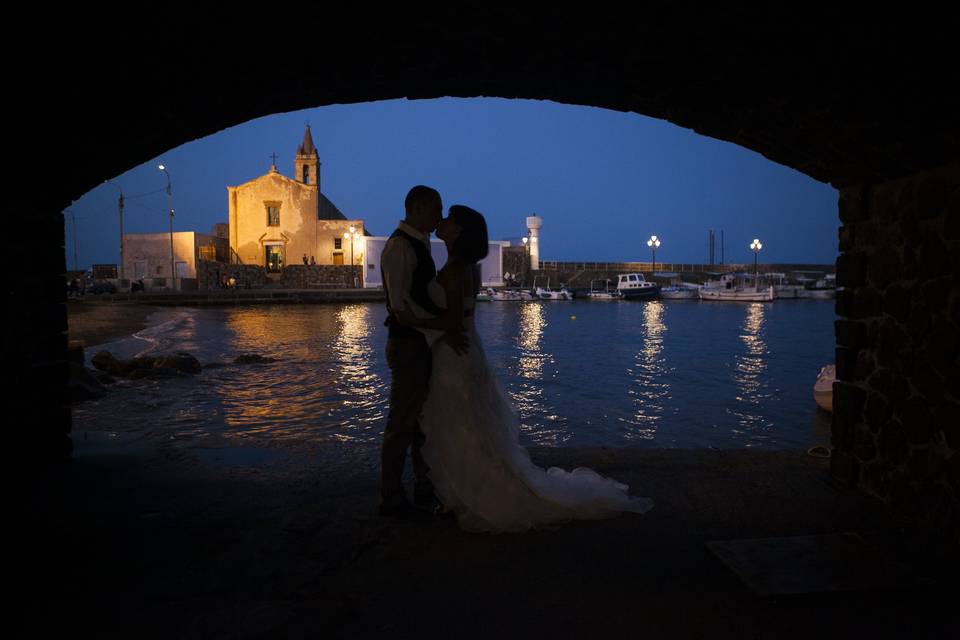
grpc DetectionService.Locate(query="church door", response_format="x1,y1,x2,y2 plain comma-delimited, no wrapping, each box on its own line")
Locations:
265,245,284,273
332,253,344,265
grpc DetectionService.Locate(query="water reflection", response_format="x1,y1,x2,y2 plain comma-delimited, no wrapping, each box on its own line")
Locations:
331,305,387,439
730,303,773,443
625,301,670,440
511,303,560,442
216,306,386,445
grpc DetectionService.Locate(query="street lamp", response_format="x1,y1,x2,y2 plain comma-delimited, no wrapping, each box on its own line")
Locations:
647,235,661,279
750,238,763,290
344,225,360,287
158,164,175,291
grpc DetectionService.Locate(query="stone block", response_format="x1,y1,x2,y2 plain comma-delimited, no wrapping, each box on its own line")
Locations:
855,287,884,318
837,252,867,288
835,319,867,348
864,393,892,433
882,284,911,323
839,185,868,224
901,396,935,445
867,247,902,289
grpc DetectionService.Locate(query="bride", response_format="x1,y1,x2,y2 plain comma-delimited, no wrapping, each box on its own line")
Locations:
394,205,653,532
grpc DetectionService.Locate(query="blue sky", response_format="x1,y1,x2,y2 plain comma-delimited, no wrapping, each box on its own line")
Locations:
66,98,838,269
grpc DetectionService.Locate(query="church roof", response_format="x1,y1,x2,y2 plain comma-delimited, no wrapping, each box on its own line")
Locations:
297,124,317,156
319,192,347,220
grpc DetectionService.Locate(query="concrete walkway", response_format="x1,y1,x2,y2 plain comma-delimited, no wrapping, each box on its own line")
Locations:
20,432,954,639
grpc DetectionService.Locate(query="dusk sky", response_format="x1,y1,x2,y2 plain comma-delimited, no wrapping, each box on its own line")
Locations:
65,98,838,269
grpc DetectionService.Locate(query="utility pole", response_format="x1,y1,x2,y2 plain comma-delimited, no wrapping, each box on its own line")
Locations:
70,209,79,272
118,188,126,279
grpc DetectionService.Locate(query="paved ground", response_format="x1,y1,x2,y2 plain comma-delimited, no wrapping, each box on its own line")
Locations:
19,429,955,639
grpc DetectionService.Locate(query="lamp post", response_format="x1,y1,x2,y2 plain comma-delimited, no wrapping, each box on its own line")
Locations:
750,238,763,291
158,165,175,291
647,235,660,279
344,225,360,287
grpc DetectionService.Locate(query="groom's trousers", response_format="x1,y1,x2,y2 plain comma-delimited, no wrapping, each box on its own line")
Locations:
381,334,434,506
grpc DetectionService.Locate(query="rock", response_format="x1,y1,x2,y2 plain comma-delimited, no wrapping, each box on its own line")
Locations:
68,362,106,403
91,351,131,376
91,350,201,377
152,352,202,374
234,354,277,365
128,368,183,380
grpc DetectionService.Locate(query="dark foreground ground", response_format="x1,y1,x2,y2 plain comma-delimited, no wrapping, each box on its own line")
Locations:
18,429,955,639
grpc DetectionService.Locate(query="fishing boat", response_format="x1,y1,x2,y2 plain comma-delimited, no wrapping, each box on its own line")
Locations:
698,273,775,302
533,276,573,300
659,276,699,300
486,287,536,301
584,279,623,300
615,273,660,300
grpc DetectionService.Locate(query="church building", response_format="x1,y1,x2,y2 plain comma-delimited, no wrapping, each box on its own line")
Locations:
227,125,366,272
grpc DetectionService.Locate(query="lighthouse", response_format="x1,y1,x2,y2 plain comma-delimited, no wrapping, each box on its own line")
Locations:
525,214,543,271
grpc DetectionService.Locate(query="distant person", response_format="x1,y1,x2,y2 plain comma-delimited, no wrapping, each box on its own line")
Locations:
310,255,316,266
302,254,309,265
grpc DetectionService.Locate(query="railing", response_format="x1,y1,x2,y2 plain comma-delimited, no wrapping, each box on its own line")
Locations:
536,261,835,273
230,248,245,265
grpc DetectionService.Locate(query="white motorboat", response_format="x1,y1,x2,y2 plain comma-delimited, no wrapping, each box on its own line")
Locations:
615,273,660,300
475,290,492,302
584,279,623,300
814,364,835,412
698,273,775,302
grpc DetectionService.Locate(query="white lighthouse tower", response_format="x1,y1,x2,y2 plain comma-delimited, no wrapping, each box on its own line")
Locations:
525,214,543,270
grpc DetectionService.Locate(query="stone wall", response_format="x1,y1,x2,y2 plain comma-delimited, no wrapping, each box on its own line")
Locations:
196,261,269,290
279,265,362,288
833,160,960,543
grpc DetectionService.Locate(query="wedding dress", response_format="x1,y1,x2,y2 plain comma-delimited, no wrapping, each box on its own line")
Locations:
419,278,653,532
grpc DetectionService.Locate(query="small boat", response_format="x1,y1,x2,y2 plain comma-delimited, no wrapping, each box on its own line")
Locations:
535,286,573,300
533,276,573,300
798,274,836,299
698,273,774,302
813,364,835,412
659,277,699,300
616,273,660,300
475,290,492,302
486,287,536,301
584,279,623,300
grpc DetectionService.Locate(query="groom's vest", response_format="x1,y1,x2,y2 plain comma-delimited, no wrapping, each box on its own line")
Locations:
383,228,445,339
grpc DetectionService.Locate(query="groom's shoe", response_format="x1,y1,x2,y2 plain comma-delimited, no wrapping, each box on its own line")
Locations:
378,499,432,520
413,490,442,512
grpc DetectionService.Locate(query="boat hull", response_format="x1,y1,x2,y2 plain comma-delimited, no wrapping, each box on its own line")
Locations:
699,286,774,302
618,286,660,300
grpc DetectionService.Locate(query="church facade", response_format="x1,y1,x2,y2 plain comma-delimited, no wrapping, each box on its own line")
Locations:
227,126,365,272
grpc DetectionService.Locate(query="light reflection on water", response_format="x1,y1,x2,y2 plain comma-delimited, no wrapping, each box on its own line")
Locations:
624,301,671,441
74,300,835,455
729,303,774,445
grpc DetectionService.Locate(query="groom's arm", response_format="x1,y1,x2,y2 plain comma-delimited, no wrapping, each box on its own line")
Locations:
381,237,422,317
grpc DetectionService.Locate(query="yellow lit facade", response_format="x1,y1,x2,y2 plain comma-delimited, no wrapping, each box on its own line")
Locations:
227,125,365,271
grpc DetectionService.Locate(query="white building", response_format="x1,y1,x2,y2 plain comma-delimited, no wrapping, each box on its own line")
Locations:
122,230,226,290
361,237,508,289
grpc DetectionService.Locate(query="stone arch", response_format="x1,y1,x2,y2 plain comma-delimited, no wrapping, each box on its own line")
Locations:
15,9,959,539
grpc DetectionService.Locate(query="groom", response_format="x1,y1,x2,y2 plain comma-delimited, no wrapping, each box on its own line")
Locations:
379,185,467,518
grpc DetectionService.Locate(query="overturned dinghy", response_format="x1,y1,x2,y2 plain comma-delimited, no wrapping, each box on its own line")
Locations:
813,364,835,413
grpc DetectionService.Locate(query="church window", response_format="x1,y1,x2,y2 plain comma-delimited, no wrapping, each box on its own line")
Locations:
334,238,342,250
266,204,280,226
302,165,310,184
